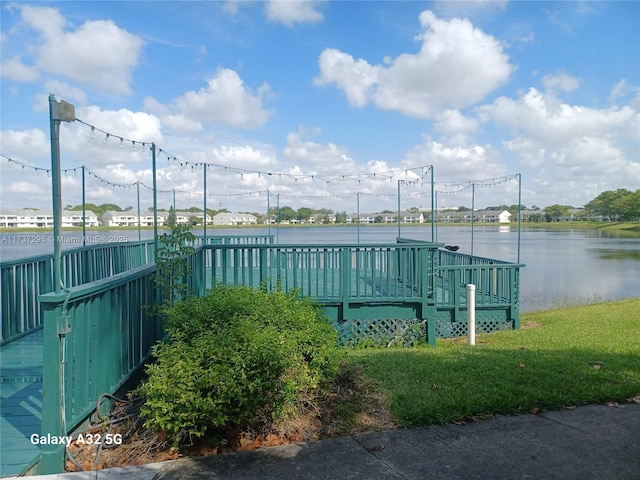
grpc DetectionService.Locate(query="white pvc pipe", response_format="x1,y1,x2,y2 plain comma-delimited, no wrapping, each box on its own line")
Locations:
467,284,476,346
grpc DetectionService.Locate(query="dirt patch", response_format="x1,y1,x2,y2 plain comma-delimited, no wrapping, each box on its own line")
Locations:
521,321,542,329
66,362,396,472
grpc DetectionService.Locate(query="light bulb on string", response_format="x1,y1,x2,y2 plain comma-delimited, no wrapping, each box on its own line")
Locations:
104,133,110,144
90,127,95,140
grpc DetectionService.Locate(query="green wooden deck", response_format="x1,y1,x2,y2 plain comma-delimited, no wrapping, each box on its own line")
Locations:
0,238,523,476
0,328,42,477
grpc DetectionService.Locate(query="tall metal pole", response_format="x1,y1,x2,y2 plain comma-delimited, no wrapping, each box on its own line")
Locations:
397,180,401,238
471,183,475,256
203,164,207,242
152,143,158,251
356,192,360,244
136,181,141,242
82,165,86,247
430,166,435,242
45,95,74,475
267,189,271,236
276,193,280,243
517,173,522,263
49,95,63,293
48,94,74,292
435,190,438,243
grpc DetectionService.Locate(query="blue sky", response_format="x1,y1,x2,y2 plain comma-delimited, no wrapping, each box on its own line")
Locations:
1,0,639,214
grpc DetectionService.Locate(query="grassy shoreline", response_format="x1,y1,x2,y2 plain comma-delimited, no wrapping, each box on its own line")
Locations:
344,299,640,427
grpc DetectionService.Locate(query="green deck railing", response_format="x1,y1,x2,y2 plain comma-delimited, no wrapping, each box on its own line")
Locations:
434,249,524,335
0,235,274,344
184,241,445,347
189,242,440,303
0,241,155,343
37,263,160,474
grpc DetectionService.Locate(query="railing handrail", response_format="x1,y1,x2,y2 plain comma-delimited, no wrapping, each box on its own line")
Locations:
200,241,441,250
38,263,157,303
439,249,524,266
0,239,155,268
438,262,526,269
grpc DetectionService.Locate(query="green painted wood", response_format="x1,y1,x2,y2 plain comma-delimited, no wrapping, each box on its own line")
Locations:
37,264,160,475
1,240,158,343
1,328,43,477
3,235,522,475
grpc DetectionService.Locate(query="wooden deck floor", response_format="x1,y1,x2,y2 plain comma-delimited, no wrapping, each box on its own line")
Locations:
0,328,42,477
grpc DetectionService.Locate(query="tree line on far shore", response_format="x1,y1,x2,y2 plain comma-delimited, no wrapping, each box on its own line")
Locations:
57,188,639,223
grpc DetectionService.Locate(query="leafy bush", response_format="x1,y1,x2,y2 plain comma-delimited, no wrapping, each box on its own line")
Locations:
136,285,339,446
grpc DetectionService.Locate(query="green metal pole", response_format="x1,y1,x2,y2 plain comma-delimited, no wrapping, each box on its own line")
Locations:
152,143,158,251
356,192,360,244
203,164,207,243
276,193,280,243
172,189,176,212
44,94,75,474
397,180,401,238
517,173,522,263
136,181,141,242
430,166,435,242
267,189,271,236
435,190,438,243
471,183,475,256
82,165,86,247
49,94,63,294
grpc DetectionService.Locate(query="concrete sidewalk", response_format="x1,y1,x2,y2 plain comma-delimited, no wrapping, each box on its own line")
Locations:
22,402,640,480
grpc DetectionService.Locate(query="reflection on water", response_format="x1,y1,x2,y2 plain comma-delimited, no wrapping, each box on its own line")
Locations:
1,225,639,313
590,248,640,261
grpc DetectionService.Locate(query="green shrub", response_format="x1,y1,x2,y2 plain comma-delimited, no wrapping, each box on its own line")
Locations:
136,285,339,446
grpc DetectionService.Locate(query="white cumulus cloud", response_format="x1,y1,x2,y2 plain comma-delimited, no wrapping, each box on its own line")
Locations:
163,68,273,129
265,0,324,26
315,10,513,118
10,5,143,95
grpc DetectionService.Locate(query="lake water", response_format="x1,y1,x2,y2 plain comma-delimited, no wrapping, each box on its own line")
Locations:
1,225,638,313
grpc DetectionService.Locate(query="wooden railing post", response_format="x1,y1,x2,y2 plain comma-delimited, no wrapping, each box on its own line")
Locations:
341,248,350,320
259,247,268,287
38,300,65,474
511,268,521,329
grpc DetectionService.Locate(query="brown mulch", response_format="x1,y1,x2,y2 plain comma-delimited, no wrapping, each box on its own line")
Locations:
66,362,396,472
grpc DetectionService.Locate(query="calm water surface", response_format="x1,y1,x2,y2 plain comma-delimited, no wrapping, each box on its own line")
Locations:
1,225,638,313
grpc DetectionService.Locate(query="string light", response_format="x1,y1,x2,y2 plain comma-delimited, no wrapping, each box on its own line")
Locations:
3,117,520,213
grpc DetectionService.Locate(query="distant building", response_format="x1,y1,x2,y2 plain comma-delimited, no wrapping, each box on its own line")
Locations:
101,210,213,227
0,209,99,228
435,209,511,223
346,212,423,224
101,211,168,227
402,212,425,223
308,214,337,224
212,212,257,226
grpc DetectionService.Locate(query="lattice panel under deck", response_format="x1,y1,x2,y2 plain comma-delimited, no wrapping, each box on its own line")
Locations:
333,318,427,347
435,312,514,339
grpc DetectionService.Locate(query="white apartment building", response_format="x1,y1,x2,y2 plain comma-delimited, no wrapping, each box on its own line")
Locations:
212,212,258,226
101,211,213,227
0,209,99,228
436,210,512,223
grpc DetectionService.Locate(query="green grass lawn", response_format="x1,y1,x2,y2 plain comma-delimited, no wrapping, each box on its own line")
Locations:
344,299,640,427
